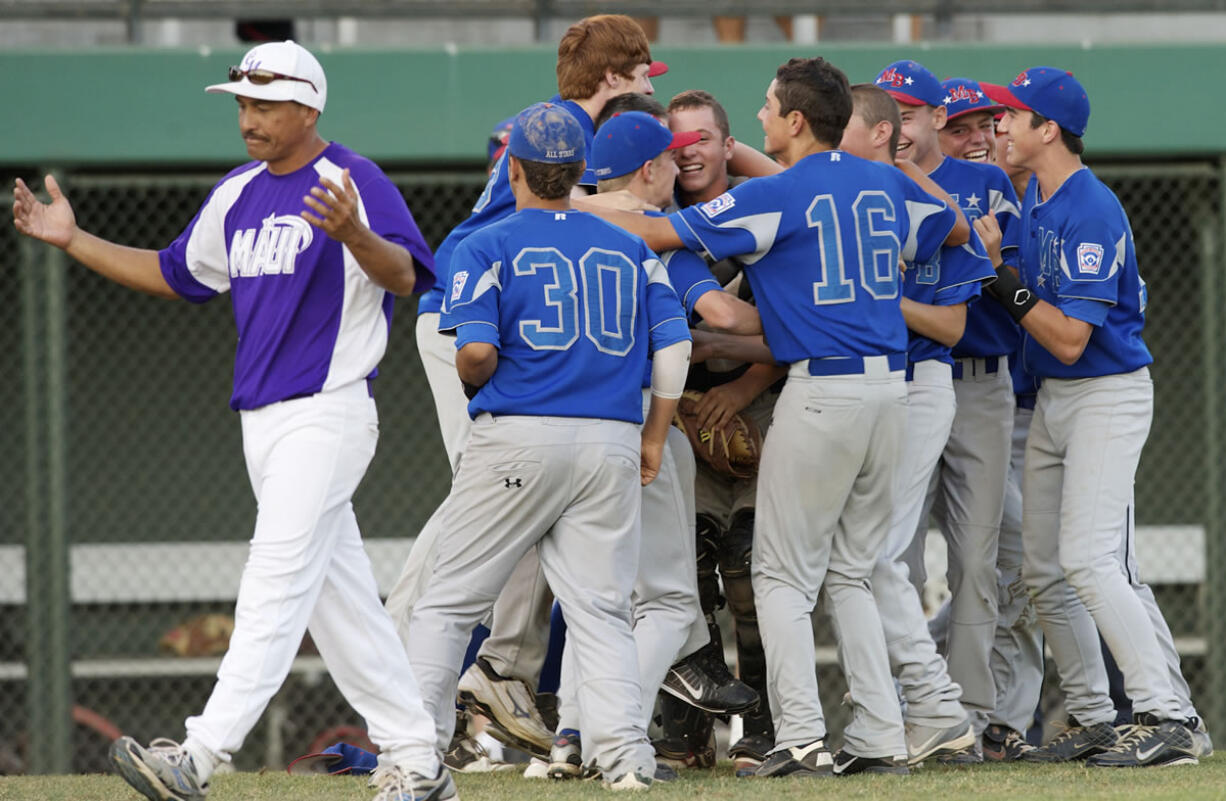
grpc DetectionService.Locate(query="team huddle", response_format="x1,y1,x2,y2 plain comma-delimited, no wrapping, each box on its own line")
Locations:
9,12,1208,801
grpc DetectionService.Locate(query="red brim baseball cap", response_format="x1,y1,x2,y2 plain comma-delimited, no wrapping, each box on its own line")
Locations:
981,68,1090,137
668,130,702,150
648,60,669,78
591,111,698,179
883,90,927,106
980,82,1032,113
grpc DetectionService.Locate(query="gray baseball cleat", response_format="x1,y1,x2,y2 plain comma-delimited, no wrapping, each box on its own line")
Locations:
109,737,209,801
369,763,458,801
904,720,975,765
457,656,552,758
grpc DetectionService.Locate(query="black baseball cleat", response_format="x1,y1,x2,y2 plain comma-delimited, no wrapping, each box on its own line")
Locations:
1085,714,1198,768
1021,718,1118,763
653,736,716,770
755,740,833,778
935,744,983,765
662,642,759,715
729,733,773,777
982,724,1035,762
831,749,909,776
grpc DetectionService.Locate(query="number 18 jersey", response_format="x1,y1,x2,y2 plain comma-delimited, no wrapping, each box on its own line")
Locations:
441,209,691,423
669,150,955,363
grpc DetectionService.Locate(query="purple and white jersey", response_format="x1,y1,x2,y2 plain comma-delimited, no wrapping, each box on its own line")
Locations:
160,142,435,410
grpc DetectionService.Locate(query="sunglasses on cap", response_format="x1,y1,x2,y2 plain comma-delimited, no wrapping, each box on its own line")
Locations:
227,66,318,94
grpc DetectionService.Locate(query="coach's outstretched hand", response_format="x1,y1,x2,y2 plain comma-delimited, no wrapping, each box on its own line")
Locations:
12,175,77,249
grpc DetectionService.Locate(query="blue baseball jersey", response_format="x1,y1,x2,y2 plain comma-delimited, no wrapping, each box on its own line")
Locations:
440,208,690,422
420,97,596,317
930,156,1024,359
159,142,435,411
1017,168,1152,379
669,151,955,363
905,231,994,365
659,248,722,320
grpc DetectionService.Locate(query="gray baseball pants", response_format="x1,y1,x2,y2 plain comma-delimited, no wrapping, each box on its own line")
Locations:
874,360,966,728
755,357,907,758
555,397,707,735
1023,368,1183,723
387,315,554,684
988,403,1045,734
407,414,656,779
910,357,1012,733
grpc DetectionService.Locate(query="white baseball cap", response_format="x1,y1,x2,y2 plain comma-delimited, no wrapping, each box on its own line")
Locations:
206,40,327,112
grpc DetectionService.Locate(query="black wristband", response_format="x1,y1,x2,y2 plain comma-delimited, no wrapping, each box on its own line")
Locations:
987,264,1038,323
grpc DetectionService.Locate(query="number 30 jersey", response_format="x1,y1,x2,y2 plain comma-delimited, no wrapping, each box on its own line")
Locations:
441,209,691,423
669,150,955,363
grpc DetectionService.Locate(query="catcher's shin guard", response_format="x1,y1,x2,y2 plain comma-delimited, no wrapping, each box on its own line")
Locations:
695,513,725,624
656,679,716,767
721,508,773,740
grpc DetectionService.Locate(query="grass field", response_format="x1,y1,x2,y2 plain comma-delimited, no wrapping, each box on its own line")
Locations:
2,757,1223,801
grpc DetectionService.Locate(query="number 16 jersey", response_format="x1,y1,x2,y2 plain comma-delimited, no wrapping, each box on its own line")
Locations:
669,150,955,363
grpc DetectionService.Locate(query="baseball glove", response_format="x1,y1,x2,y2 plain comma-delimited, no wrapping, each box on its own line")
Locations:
673,390,763,479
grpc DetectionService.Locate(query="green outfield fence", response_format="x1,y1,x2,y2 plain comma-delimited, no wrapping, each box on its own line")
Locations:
3,42,1226,776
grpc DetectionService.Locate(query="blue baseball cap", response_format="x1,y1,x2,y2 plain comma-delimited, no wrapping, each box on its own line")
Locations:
874,60,944,107
487,116,515,163
590,111,702,180
981,67,1090,137
508,102,585,164
941,77,1004,121
287,742,378,776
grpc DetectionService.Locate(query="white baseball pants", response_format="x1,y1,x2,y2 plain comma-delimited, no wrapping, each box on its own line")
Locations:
185,381,439,775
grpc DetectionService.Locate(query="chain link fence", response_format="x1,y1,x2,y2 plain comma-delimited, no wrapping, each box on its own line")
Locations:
1,158,1222,773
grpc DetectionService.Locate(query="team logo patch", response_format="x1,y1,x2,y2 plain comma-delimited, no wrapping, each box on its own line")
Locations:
1076,242,1104,275
701,192,735,218
451,270,469,301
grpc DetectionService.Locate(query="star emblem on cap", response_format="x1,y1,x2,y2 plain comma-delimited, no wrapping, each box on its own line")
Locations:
943,95,953,104
905,76,914,85
1022,79,1032,86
